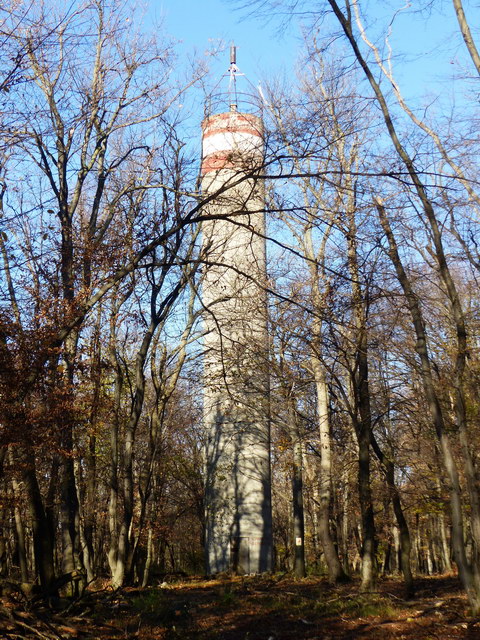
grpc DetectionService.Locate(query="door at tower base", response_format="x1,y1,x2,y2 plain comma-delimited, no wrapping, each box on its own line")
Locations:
201,110,273,575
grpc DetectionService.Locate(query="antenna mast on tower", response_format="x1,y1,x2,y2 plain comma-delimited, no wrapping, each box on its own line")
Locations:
227,43,243,112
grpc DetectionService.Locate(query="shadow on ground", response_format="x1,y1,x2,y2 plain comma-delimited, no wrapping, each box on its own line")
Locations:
1,573,479,639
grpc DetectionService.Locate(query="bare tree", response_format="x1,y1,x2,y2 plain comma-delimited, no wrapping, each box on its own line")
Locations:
0,0,204,591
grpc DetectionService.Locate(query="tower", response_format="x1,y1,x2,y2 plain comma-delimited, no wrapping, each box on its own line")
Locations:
201,49,273,575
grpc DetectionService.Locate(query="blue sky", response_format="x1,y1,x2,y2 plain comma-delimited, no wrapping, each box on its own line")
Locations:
150,0,480,110
154,0,299,86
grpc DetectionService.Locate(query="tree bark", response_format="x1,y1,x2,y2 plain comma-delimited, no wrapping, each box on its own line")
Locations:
292,432,306,578
313,361,348,582
376,199,480,613
452,0,480,76
9,449,28,583
327,0,480,599
346,210,376,592
370,435,414,597
19,447,56,594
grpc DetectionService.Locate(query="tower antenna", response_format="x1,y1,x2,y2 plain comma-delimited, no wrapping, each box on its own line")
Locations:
227,42,243,112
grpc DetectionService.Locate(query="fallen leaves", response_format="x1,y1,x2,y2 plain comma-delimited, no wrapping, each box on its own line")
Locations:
0,574,473,640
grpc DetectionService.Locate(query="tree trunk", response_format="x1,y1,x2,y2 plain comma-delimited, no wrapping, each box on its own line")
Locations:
9,450,28,583
0,508,6,577
392,525,400,574
59,331,85,593
292,435,306,578
313,362,348,582
19,447,56,594
341,465,350,574
452,0,480,75
438,511,453,573
370,434,414,597
389,467,414,596
73,456,94,583
107,301,123,585
286,394,306,578
356,415,376,591
142,527,154,588
119,319,159,585
377,199,480,613
346,214,376,592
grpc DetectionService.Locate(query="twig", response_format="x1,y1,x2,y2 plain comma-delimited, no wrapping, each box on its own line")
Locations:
37,616,65,640
6,618,57,640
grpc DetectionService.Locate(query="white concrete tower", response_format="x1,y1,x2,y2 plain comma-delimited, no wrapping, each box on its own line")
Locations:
201,57,272,574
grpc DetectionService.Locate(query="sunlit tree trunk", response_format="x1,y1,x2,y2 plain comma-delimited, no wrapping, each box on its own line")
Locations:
312,360,347,582
107,288,128,585
452,0,480,75
304,217,347,583
345,210,376,592
377,199,480,613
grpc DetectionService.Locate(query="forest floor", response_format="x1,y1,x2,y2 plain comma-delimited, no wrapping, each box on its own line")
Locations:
1,573,480,640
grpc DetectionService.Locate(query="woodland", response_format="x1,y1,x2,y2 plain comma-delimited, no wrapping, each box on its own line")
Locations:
2,0,480,638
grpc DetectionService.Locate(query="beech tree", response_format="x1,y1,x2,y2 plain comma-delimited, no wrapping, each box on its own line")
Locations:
263,49,380,587
0,0,205,592
234,0,480,608
3,0,480,605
